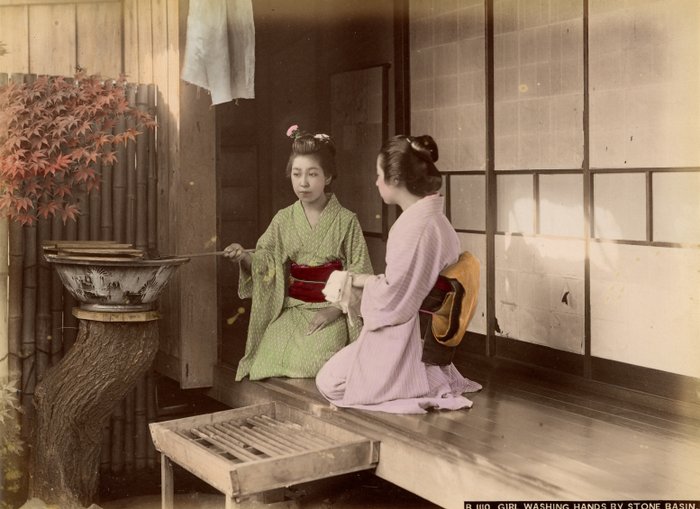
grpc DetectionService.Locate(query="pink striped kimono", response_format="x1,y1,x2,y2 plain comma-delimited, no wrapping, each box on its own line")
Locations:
316,194,482,414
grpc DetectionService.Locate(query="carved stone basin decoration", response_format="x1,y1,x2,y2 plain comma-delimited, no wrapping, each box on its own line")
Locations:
43,242,189,312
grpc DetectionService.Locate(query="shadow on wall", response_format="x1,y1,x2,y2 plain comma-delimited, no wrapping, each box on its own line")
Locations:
497,196,700,380
496,198,600,353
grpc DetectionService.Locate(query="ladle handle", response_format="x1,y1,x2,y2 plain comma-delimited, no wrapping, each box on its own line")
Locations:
176,249,254,258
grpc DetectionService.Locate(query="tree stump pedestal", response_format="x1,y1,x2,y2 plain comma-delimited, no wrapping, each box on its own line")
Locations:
30,309,161,509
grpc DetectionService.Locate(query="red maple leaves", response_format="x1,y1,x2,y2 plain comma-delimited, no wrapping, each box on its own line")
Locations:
0,72,155,225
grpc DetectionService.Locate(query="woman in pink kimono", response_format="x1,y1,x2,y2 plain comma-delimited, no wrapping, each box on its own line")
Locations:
224,127,372,381
315,135,481,413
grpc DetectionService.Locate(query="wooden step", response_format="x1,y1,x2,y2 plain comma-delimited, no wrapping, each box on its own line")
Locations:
149,401,379,503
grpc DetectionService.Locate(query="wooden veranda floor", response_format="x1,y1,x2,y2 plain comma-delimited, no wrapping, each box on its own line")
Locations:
209,361,700,508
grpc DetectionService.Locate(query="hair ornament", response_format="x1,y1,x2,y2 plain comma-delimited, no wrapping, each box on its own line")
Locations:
407,136,423,155
286,124,301,139
314,133,331,142
406,135,439,163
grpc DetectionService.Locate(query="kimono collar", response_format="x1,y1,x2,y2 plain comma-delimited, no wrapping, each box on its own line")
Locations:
400,193,444,221
294,193,341,231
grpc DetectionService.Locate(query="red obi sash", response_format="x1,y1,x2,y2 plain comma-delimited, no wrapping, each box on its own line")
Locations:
419,275,454,314
288,259,343,302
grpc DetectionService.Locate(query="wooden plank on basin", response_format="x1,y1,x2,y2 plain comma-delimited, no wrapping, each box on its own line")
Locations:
55,248,145,258
44,254,147,263
41,240,129,248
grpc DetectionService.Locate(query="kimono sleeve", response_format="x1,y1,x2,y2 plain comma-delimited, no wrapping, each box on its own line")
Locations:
238,212,283,299
360,222,444,331
344,214,373,275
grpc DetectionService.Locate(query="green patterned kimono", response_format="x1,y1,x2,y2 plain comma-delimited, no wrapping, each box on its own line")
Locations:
236,194,373,381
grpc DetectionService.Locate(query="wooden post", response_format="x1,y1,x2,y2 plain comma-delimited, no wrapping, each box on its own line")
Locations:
30,312,160,508
169,66,218,388
161,454,174,509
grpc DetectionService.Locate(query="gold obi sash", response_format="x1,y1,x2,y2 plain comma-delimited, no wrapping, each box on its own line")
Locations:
420,251,480,365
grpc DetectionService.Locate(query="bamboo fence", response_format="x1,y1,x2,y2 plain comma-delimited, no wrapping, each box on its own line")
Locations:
0,216,8,380
1,73,160,476
0,73,7,381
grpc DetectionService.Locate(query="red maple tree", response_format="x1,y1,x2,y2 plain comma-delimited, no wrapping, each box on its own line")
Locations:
0,73,155,225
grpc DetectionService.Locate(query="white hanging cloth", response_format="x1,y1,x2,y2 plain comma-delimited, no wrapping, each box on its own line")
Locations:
182,0,255,105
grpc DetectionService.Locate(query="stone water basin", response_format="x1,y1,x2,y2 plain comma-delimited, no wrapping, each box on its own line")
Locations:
44,254,189,312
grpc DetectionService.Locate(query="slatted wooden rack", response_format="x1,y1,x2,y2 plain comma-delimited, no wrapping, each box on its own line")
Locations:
149,401,379,508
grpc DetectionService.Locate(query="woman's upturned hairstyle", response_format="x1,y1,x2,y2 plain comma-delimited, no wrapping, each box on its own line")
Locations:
378,135,442,197
284,126,337,181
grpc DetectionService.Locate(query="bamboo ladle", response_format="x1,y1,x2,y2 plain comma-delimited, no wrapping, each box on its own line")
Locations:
175,248,255,259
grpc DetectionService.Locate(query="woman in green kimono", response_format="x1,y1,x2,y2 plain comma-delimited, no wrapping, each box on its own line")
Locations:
224,126,373,380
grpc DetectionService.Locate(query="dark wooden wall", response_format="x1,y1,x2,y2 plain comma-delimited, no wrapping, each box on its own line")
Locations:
216,0,397,367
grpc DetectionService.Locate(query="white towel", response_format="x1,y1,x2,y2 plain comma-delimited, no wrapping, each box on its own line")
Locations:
322,271,362,326
182,0,255,105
